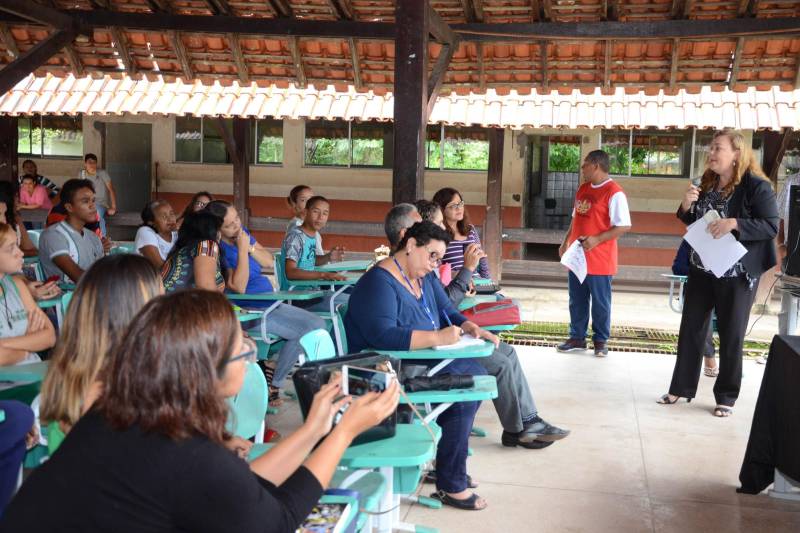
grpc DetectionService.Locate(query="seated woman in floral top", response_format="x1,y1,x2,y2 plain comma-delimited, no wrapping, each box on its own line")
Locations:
161,211,225,293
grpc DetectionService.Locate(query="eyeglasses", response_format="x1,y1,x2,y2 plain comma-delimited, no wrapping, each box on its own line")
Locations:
194,201,208,209
425,247,443,267
445,201,465,210
227,338,257,365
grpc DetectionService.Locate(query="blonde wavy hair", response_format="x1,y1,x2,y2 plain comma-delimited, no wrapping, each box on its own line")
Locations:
700,129,770,197
39,254,162,430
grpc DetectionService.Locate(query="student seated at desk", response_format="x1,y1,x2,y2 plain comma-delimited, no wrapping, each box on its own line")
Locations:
281,195,348,312
344,221,490,511
18,160,59,199
39,255,163,453
286,185,324,256
0,291,399,532
177,190,214,228
0,185,36,257
135,200,178,269
205,200,326,405
38,179,109,283
0,222,56,370
433,187,491,280
18,175,53,213
161,212,225,293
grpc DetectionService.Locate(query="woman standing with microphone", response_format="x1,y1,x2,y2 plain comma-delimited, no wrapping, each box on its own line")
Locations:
658,130,778,417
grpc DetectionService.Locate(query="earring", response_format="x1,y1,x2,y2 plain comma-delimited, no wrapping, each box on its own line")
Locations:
406,250,410,256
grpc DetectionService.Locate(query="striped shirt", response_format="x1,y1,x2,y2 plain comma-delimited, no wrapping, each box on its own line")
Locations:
442,225,490,279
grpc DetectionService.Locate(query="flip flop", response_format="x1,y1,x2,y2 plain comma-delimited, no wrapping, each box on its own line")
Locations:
704,365,719,377
431,490,486,511
713,405,733,417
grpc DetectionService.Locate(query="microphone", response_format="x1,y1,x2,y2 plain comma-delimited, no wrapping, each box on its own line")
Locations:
689,177,702,215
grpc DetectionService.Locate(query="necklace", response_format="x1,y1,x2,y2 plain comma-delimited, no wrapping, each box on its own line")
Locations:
392,256,436,329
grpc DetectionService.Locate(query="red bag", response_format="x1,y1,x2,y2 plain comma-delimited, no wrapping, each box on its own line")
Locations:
461,299,520,327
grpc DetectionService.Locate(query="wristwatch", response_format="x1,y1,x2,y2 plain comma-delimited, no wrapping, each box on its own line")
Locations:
248,244,256,255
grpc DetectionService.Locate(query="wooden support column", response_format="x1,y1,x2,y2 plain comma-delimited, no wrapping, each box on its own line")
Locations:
392,0,429,205
762,128,792,186
484,128,504,281
0,116,18,184
232,118,251,227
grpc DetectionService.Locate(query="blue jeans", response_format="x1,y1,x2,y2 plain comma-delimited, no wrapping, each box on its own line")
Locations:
298,291,350,314
96,204,107,237
567,272,613,343
264,303,327,388
0,400,33,515
434,358,486,494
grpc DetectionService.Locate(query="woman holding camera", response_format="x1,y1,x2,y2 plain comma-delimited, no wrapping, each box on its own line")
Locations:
658,130,778,417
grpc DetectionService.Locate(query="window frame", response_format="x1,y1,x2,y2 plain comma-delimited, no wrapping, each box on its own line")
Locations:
303,120,392,169
599,128,694,179
173,117,284,166
17,114,84,159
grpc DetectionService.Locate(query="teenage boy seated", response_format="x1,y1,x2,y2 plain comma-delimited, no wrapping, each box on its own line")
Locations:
38,179,110,283
281,195,348,311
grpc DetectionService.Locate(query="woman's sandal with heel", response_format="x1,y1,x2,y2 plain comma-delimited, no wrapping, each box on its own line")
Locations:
656,394,692,405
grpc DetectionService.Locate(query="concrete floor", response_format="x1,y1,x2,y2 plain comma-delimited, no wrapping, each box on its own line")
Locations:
271,345,800,532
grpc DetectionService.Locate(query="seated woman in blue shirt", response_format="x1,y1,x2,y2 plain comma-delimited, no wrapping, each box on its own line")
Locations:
205,201,326,405
344,221,496,511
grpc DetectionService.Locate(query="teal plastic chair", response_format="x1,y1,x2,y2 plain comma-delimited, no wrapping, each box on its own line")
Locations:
274,251,291,291
298,328,336,363
27,229,41,248
227,361,268,443
60,291,73,315
110,242,136,255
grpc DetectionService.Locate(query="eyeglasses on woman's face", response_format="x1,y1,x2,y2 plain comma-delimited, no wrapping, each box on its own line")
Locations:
227,337,257,365
445,201,465,211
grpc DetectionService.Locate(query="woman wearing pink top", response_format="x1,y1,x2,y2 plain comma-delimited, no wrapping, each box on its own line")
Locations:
18,175,53,211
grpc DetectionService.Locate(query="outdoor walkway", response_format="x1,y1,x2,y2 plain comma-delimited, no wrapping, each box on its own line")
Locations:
272,346,800,532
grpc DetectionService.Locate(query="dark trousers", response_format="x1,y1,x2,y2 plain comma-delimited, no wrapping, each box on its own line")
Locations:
434,358,485,494
0,400,34,516
669,267,758,406
568,272,613,343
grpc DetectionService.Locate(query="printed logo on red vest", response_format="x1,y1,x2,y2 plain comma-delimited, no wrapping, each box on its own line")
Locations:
575,199,591,215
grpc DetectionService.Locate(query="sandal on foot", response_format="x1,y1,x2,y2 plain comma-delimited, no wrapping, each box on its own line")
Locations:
431,490,486,511
268,387,284,407
424,472,478,489
713,405,733,417
657,394,692,405
704,365,719,378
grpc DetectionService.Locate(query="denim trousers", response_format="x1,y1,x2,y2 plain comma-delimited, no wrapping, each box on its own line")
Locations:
96,204,107,237
0,400,34,515
434,358,486,493
567,272,613,343
263,303,327,388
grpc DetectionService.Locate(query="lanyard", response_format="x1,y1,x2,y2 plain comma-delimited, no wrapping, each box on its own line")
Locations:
392,256,436,329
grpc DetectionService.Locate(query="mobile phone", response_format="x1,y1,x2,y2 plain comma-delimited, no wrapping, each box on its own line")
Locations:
341,365,392,397
46,275,60,283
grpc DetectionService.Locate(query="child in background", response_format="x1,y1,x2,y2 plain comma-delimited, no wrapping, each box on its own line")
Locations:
286,185,324,256
281,196,348,311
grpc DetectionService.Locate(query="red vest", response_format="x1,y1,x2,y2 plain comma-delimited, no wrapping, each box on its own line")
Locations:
568,180,625,276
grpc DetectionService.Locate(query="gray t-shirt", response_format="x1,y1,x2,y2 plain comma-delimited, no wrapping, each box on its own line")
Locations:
38,221,104,281
286,217,324,255
79,169,111,207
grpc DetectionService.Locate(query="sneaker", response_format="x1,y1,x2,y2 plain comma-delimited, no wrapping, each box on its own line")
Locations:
594,341,609,357
556,338,587,352
519,417,571,442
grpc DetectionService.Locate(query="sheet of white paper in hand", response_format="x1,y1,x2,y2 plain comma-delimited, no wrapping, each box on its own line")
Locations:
683,218,747,278
433,334,486,351
560,240,588,283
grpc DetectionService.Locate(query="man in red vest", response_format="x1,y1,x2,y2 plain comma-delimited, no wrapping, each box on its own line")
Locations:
557,150,632,356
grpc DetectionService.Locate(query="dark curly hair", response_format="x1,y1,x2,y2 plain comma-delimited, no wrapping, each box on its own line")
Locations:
395,220,451,254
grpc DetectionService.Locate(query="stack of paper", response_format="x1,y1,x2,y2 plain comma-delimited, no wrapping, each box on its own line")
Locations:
683,218,747,278
560,240,588,283
433,334,486,350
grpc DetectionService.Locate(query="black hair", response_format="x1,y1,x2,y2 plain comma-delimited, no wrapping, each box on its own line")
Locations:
203,200,233,222
305,195,329,211
179,191,214,222
288,184,312,204
395,221,451,254
60,179,95,206
585,150,610,173
21,159,35,170
20,175,36,183
167,211,222,261
432,187,472,239
0,193,15,230
414,199,441,222
140,199,171,228
84,153,98,163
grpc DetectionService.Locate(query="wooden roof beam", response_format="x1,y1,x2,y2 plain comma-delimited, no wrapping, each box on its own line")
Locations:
0,23,19,58
268,0,293,18
729,36,745,88
460,0,476,22
0,28,77,95
288,36,306,88
530,1,541,22
228,33,248,83
472,0,485,22
794,48,800,89
327,0,354,20
109,27,135,74
427,38,459,116
168,30,193,81
542,0,553,21
349,37,362,90
1,0,80,32
477,41,485,91
540,39,548,91
428,3,458,44
603,39,612,90
204,0,233,16
145,0,171,13
669,37,680,90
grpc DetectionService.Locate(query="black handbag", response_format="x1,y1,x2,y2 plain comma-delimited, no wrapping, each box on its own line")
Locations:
292,352,400,445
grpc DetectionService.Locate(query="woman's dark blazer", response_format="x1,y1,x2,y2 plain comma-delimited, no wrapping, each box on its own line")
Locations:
677,171,778,279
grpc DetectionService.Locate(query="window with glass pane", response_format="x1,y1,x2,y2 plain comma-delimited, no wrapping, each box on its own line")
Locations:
629,130,689,177
600,130,632,176
40,115,83,157
175,116,202,162
442,126,489,171
425,125,442,169
305,120,349,166
352,122,392,167
547,136,582,172
202,119,231,164
778,131,800,183
256,119,283,164
17,117,32,155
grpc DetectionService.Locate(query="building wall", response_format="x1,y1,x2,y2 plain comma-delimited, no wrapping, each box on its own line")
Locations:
20,113,731,267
